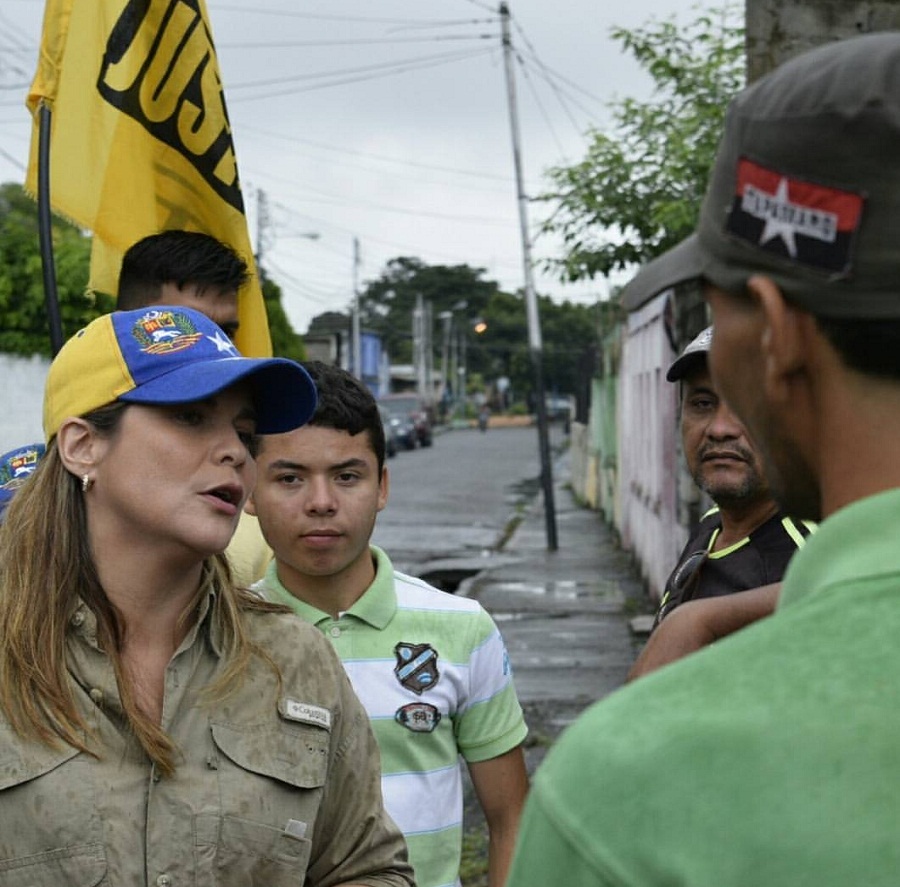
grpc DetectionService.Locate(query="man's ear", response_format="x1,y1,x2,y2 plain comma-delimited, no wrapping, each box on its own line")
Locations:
55,417,103,480
377,465,390,513
747,275,812,404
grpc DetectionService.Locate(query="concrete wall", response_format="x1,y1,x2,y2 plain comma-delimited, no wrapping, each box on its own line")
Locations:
2,353,49,453
616,292,686,600
747,0,900,81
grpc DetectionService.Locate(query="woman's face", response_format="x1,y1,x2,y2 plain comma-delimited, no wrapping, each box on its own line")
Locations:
87,384,258,560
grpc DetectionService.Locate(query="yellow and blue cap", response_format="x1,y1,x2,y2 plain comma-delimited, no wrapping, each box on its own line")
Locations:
43,307,317,441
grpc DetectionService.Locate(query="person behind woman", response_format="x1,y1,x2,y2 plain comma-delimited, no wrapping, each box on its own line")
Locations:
0,306,414,887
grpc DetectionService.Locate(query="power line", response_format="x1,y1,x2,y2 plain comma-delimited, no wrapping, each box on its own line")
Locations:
227,46,493,102
214,5,480,26
218,33,493,50
458,0,497,14
227,47,488,91
510,15,606,107
515,52,569,159
261,177,516,226
238,127,515,184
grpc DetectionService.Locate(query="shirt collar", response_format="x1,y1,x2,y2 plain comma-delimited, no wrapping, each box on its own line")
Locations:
68,565,223,657
263,545,397,629
780,487,900,610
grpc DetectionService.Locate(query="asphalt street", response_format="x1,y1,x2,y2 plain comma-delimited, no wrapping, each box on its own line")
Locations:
372,423,652,747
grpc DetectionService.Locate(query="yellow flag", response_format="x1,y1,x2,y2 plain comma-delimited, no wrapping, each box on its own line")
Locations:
26,0,272,357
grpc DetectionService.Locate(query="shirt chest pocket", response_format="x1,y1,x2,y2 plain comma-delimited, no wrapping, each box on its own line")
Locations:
0,745,107,887
201,721,329,885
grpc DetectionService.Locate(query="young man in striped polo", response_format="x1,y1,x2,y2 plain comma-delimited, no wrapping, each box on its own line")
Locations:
248,361,528,887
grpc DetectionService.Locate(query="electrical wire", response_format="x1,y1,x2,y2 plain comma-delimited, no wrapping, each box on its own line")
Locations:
218,33,493,50
236,127,515,184
227,46,494,101
227,47,489,91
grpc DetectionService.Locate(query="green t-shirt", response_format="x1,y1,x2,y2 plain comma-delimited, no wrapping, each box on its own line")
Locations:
507,487,900,887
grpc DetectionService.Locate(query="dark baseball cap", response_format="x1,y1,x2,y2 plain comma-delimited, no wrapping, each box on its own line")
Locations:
621,33,900,320
667,327,712,382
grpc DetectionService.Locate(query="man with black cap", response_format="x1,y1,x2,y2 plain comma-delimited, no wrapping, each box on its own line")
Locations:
507,33,900,887
652,326,812,629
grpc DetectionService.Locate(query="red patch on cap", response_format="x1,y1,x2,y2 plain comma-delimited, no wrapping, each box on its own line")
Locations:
726,158,865,275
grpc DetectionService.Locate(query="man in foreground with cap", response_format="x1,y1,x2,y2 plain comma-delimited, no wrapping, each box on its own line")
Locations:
651,326,812,630
507,33,900,886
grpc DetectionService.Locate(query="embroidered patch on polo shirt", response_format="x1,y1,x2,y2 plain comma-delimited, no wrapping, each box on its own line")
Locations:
395,702,442,733
725,158,865,275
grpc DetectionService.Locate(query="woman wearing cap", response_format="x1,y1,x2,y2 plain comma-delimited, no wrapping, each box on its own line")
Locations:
0,308,413,886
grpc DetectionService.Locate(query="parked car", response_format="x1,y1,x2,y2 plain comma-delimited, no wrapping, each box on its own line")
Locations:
378,405,399,458
379,403,417,451
378,394,434,447
545,394,573,422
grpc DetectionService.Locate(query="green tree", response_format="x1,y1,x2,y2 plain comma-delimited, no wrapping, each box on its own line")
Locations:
0,182,109,356
542,5,744,282
260,270,306,362
357,257,501,364
473,290,600,405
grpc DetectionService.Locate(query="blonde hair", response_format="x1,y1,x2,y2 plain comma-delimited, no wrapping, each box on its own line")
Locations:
0,409,285,776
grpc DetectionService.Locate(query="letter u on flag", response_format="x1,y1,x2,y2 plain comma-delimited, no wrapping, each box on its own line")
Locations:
25,0,272,357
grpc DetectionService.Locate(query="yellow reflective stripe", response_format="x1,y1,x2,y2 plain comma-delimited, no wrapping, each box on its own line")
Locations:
782,517,810,548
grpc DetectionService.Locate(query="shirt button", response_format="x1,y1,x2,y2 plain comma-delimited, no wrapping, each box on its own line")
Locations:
329,626,341,638
156,876,172,887
71,611,85,627
89,688,103,704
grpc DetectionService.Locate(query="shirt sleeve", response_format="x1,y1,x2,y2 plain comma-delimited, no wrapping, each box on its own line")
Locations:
507,780,619,887
454,607,528,763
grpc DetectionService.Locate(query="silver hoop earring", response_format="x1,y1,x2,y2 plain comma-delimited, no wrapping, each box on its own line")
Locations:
81,474,93,493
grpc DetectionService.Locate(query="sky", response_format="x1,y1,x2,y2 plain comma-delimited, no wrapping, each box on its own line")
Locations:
0,0,702,334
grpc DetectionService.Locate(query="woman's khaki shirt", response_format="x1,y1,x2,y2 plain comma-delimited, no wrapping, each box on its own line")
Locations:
0,595,414,887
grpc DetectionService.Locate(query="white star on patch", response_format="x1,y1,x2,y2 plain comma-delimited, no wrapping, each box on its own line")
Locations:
207,331,238,355
758,178,798,258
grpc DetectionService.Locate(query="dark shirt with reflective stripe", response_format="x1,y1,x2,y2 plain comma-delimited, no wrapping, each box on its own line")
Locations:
653,510,814,629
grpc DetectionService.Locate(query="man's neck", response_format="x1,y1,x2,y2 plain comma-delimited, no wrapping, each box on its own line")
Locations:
714,498,780,550
275,549,378,618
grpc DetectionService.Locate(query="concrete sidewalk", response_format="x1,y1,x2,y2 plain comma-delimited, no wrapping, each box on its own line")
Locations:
463,446,653,746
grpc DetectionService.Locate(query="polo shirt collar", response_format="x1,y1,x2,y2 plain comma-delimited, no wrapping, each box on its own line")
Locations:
264,545,398,629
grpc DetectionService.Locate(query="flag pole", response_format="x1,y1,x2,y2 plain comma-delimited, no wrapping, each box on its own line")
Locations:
37,104,64,356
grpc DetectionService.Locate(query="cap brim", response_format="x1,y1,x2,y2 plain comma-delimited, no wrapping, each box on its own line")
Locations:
119,358,317,434
621,235,705,312
666,351,708,382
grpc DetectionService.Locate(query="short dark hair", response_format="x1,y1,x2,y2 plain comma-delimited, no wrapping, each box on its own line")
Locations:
300,361,386,471
116,231,249,309
815,316,900,383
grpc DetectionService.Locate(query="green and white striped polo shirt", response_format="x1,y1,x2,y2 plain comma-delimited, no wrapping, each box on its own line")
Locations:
255,546,528,887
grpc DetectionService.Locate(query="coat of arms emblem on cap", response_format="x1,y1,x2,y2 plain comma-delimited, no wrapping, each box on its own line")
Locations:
131,309,204,355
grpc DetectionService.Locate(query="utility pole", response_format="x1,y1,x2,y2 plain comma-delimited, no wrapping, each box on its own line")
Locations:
352,237,362,379
500,2,558,550
413,294,428,399
425,300,434,403
439,311,453,406
255,187,271,265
